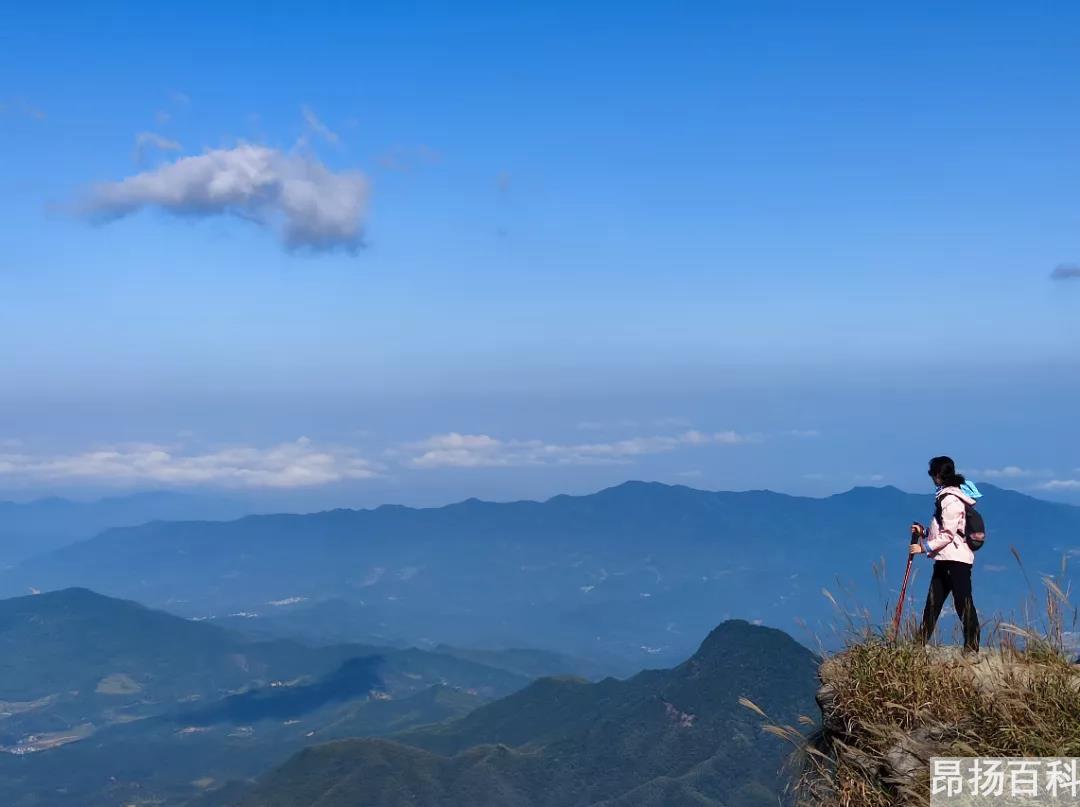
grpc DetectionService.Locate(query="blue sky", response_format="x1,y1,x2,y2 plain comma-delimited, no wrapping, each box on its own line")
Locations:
2,1,1079,508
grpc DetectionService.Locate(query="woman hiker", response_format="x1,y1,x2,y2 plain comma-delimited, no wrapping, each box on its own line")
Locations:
909,456,981,653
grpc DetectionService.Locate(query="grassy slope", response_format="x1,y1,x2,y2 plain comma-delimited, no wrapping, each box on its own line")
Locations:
778,619,1080,807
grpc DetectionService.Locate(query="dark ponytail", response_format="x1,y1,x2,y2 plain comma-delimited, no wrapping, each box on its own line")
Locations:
928,456,965,488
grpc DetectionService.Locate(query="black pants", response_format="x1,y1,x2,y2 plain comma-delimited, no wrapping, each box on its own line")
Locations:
919,560,979,652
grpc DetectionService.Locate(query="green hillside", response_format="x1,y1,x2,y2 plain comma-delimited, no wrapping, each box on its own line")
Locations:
0,587,341,704
0,589,530,806
226,620,818,807
1,685,485,807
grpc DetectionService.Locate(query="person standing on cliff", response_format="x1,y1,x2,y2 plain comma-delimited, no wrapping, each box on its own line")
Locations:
909,456,981,653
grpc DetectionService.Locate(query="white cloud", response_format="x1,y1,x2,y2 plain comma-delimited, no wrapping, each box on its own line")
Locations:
402,430,752,469
0,438,379,489
973,466,1047,479
267,596,308,606
301,105,340,145
1039,479,1080,491
79,143,369,251
855,473,886,483
133,131,183,163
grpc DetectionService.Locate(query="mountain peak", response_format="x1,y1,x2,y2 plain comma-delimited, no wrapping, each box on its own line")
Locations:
12,586,114,605
0,587,173,626
833,484,907,498
687,619,815,669
559,480,679,500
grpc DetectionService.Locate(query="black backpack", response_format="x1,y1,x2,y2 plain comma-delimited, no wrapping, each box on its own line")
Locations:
935,492,986,552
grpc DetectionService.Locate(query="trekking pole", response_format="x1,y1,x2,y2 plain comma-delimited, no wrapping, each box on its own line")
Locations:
891,524,921,640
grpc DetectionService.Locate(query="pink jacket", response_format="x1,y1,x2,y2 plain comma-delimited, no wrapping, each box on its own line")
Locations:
923,486,976,565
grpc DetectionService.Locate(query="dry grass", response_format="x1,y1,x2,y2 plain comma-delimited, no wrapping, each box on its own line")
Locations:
745,567,1080,807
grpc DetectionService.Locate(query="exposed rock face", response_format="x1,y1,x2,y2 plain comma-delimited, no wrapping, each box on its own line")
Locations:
809,645,1080,807
816,659,952,796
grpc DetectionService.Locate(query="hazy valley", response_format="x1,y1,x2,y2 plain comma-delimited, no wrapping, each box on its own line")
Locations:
0,482,1077,805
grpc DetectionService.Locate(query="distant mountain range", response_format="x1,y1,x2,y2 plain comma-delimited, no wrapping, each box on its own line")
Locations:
1,483,1072,806
218,619,818,807
0,491,250,568
0,588,541,807
3,482,1075,665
